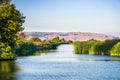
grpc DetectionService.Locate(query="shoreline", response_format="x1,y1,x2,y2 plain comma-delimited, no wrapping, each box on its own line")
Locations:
0,59,16,61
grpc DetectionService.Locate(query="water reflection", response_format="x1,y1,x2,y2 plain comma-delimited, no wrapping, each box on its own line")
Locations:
75,54,120,62
0,61,19,80
38,44,120,62
0,44,120,80
34,50,53,55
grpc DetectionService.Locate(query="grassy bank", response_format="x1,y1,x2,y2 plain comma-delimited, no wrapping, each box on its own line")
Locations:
0,36,65,60
15,41,61,56
72,39,120,57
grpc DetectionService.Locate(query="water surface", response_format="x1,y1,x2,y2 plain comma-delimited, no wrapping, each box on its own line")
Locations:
0,44,120,80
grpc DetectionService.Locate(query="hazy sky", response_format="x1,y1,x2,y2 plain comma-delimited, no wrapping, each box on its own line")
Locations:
12,0,120,33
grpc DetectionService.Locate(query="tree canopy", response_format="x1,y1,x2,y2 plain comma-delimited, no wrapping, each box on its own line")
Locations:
18,32,26,41
0,0,25,59
29,36,41,42
73,39,120,56
110,42,120,56
51,37,60,43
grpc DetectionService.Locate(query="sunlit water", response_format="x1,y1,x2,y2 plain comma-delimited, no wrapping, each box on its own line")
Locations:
0,44,120,80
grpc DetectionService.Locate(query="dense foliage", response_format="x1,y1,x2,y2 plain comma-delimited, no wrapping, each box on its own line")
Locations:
73,39,99,54
51,37,60,44
110,42,120,56
15,37,63,56
18,32,26,41
0,0,25,60
29,36,41,42
73,39,120,56
15,41,38,56
0,42,16,59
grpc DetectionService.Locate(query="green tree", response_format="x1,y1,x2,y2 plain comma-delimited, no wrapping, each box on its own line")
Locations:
73,39,99,54
110,42,120,56
43,40,51,44
89,41,103,55
15,42,38,56
60,38,66,43
51,36,60,43
100,39,120,55
0,0,25,59
29,36,41,42
0,42,16,59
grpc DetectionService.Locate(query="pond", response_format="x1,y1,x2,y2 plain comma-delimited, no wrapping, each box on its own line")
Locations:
0,44,120,80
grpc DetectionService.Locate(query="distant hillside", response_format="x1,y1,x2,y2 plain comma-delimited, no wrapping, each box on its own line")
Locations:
24,32,120,41
105,32,120,38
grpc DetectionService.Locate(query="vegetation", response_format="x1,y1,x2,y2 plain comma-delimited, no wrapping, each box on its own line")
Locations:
1,0,120,60
89,41,103,55
15,41,38,56
0,0,25,60
73,39,120,56
15,36,64,56
51,36,61,44
110,42,120,57
18,32,26,41
29,36,41,42
0,43,16,60
73,39,99,54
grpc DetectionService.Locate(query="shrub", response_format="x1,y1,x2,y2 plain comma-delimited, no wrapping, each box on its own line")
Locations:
0,43,16,59
15,41,38,56
110,42,120,57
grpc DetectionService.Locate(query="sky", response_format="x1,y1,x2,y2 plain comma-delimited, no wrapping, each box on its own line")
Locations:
12,0,120,33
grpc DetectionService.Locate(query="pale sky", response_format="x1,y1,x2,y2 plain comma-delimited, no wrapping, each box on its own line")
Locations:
12,0,120,33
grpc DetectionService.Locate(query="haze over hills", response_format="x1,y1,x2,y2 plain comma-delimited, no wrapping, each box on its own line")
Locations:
24,32,120,41
105,32,120,38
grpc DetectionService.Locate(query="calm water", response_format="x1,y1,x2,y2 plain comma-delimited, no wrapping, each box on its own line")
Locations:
0,44,120,80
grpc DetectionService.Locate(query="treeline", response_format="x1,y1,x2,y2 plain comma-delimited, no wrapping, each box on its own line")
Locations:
15,32,67,56
72,39,120,57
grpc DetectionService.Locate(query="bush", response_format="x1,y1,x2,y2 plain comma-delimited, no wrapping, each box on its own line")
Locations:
0,53,16,59
0,43,16,60
15,41,38,56
100,39,120,55
73,40,99,54
110,42,120,56
73,39,120,56
89,41,104,55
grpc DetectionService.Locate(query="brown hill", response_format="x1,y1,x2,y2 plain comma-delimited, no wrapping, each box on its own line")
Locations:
24,32,119,41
